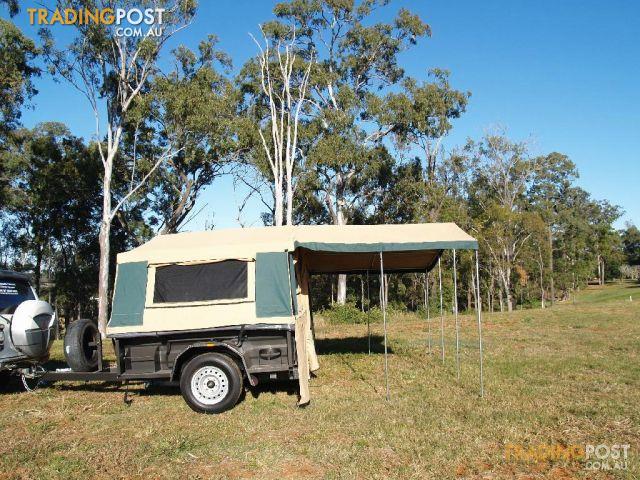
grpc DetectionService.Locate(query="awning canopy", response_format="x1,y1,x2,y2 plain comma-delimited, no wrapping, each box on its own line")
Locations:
293,223,477,274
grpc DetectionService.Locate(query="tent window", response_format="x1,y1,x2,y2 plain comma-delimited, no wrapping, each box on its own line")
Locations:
153,260,247,303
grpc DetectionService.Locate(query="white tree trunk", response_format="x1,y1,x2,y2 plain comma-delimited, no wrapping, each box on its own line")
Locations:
97,156,113,337
285,179,294,226
336,202,347,304
251,31,312,228
337,275,347,304
274,180,284,226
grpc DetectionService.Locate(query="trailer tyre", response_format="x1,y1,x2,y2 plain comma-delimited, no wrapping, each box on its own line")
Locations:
63,319,99,372
180,352,243,414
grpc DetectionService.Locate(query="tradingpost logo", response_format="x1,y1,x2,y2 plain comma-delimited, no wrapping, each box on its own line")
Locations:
505,443,631,472
27,6,165,37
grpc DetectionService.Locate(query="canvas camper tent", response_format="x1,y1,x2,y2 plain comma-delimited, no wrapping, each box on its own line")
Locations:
98,223,483,412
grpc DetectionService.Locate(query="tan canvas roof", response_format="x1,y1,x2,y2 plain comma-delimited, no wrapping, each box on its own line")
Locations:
117,223,477,265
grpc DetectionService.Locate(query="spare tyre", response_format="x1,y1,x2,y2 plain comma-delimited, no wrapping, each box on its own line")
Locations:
64,319,99,372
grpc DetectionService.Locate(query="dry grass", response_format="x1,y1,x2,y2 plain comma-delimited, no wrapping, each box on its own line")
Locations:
0,282,638,479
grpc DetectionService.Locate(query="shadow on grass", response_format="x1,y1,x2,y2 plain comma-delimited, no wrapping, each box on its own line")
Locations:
247,379,299,400
314,335,394,355
42,359,69,370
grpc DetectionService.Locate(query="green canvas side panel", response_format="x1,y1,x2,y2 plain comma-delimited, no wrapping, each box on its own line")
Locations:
294,240,478,252
109,261,148,327
288,253,298,315
255,252,293,318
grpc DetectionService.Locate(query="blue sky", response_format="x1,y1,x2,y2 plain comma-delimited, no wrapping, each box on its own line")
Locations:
6,0,639,229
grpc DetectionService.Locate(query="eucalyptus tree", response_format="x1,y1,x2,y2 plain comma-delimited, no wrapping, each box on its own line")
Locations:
0,14,39,207
622,224,640,266
243,26,314,226
138,37,239,234
0,18,39,139
527,152,578,304
40,0,197,335
370,69,469,184
589,200,623,284
469,132,538,312
261,0,429,302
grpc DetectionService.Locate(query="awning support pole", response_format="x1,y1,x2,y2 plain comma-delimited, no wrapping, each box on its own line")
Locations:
379,252,390,401
453,249,460,380
438,256,445,364
474,250,485,397
424,270,431,354
366,270,371,355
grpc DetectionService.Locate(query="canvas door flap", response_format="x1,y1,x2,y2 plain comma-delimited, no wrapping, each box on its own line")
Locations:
255,252,294,318
109,261,148,328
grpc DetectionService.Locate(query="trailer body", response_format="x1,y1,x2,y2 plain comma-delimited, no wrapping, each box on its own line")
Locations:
49,224,477,413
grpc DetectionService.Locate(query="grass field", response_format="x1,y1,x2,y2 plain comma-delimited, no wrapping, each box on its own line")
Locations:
0,282,638,479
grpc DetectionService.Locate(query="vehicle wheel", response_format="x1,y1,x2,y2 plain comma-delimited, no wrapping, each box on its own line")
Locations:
64,318,99,372
180,352,243,414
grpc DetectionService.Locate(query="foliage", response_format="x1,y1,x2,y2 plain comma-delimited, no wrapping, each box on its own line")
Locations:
0,124,102,318
319,302,382,324
621,224,640,266
141,37,239,233
0,18,39,138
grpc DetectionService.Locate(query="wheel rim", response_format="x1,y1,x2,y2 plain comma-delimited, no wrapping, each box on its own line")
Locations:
190,365,229,405
82,325,98,362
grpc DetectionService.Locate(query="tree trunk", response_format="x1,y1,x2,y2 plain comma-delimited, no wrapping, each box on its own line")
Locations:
488,273,495,313
34,244,42,296
97,159,113,338
274,181,284,226
97,220,111,337
331,276,335,305
285,178,293,226
337,274,347,304
335,200,347,304
161,179,193,234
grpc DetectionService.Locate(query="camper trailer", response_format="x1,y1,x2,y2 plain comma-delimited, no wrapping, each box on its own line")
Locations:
45,223,478,413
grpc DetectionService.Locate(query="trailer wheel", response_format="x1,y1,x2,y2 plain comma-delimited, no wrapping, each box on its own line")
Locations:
180,352,243,414
64,318,99,372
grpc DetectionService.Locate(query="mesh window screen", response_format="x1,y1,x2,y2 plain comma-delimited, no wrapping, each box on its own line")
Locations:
153,260,247,303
